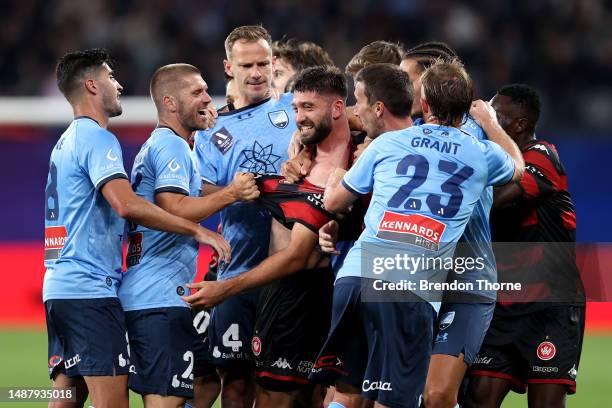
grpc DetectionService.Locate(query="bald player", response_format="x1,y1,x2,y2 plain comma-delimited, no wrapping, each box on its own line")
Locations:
119,63,258,407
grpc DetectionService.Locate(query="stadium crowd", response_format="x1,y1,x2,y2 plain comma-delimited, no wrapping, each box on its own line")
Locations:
41,20,586,408
1,0,611,132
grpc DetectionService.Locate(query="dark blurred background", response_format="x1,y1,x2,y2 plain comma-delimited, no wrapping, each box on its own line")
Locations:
1,0,611,133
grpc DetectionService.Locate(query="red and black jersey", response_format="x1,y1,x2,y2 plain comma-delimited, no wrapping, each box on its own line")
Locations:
491,139,585,315
254,174,334,233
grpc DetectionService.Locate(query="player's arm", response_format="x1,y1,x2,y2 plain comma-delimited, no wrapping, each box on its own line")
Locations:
202,182,223,195
101,178,230,260
155,172,259,222
493,182,523,208
470,100,525,182
183,223,317,308
324,167,360,213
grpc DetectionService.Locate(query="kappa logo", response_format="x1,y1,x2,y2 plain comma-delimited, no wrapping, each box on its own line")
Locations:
212,127,234,154
537,341,556,361
168,158,181,172
106,149,118,161
268,110,289,129
531,144,549,154
362,380,392,392
271,358,292,370
435,332,449,343
439,311,455,330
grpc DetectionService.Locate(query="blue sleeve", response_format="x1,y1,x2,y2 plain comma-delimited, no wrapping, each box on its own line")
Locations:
342,140,379,195
80,129,127,189
480,140,515,186
152,138,192,195
193,131,220,185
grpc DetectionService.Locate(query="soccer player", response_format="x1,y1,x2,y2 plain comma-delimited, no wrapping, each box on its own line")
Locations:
400,42,457,121
118,63,259,408
185,66,352,408
312,59,523,408
465,85,585,408
272,38,334,93
43,49,226,408
191,25,297,408
344,41,404,78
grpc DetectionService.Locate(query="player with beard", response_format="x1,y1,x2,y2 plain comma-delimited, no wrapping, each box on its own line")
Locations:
313,59,522,408
44,50,222,408
465,85,585,408
185,66,351,408
119,64,258,408
192,25,297,408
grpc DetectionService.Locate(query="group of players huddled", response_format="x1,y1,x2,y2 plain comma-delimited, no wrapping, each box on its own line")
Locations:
43,24,585,408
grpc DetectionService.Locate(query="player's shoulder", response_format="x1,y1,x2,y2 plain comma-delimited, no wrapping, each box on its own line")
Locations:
522,139,563,171
72,117,119,147
523,139,558,157
149,127,189,150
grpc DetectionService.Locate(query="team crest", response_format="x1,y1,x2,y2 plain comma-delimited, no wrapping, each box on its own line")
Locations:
268,110,289,129
252,336,262,356
536,341,556,361
439,311,455,330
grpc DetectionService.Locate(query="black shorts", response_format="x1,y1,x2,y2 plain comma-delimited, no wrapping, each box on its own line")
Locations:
470,304,585,394
192,309,217,378
253,267,334,392
46,298,129,379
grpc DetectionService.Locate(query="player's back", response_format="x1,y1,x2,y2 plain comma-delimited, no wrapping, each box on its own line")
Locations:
337,123,515,283
193,94,296,279
43,116,127,301
119,127,200,311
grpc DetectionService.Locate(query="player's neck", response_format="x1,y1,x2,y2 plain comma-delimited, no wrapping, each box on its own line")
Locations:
307,120,351,187
157,116,191,142
234,90,271,110
383,114,413,133
73,103,108,129
516,133,536,150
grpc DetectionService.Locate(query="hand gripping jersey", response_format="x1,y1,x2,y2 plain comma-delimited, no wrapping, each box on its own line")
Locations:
336,123,515,302
253,174,334,233
118,127,201,311
43,117,128,301
193,94,296,279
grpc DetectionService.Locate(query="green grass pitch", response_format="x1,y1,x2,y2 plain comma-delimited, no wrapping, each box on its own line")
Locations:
1,328,609,407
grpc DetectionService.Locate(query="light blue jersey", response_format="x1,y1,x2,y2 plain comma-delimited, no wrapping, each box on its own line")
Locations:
118,127,200,311
336,123,514,288
456,117,497,300
193,94,296,279
43,116,128,301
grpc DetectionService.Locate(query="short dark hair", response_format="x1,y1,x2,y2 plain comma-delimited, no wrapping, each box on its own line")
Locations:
56,48,113,100
292,66,347,100
346,41,404,77
403,42,458,74
421,59,473,126
150,63,202,111
497,84,541,126
273,38,334,72
224,25,272,58
354,63,412,118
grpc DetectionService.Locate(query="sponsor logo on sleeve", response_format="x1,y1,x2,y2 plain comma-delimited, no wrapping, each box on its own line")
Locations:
44,226,67,261
212,127,234,154
268,110,289,129
376,211,446,251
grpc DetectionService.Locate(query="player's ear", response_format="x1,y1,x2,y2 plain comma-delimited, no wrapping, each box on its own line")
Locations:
515,117,528,133
332,99,344,120
163,95,177,113
223,59,233,78
375,101,384,118
84,78,97,95
420,98,429,117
